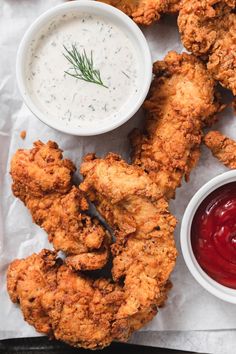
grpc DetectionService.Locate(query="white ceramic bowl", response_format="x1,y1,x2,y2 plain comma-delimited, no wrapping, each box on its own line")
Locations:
181,170,236,304
16,0,152,136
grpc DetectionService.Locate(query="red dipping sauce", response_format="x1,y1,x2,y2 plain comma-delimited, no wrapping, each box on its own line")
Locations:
191,182,236,289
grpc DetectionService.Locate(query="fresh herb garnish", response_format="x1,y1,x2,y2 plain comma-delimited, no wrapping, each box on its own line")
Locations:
63,44,108,88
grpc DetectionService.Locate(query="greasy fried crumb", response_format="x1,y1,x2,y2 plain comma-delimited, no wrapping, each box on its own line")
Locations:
20,130,26,140
204,130,236,169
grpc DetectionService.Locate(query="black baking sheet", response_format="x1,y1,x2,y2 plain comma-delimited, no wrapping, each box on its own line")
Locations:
0,337,200,354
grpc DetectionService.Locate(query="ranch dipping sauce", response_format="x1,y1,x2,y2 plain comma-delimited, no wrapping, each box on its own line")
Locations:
26,12,139,128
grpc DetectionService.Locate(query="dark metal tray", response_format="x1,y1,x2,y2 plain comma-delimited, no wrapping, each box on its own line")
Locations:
0,337,198,354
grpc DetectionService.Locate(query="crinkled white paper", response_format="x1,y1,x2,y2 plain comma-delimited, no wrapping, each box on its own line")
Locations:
1,1,236,353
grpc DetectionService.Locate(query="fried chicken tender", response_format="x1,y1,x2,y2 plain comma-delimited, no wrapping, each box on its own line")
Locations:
178,0,236,94
7,151,177,349
11,140,75,198
98,0,179,25
7,250,127,349
10,141,109,271
80,153,177,319
204,130,236,168
8,144,177,348
130,52,221,199
7,250,59,335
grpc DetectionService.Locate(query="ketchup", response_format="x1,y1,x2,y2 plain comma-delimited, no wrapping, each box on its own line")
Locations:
191,182,236,289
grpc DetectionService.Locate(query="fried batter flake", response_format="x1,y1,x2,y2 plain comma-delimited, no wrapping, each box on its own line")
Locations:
205,130,236,169
10,141,109,271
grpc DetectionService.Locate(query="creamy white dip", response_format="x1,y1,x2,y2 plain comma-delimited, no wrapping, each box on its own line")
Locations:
26,12,139,128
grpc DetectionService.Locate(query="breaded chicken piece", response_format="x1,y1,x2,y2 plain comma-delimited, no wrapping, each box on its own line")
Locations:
130,52,221,199
11,141,75,198
80,153,177,319
8,154,176,348
204,130,236,168
10,141,109,271
80,152,164,237
7,250,126,349
7,248,172,348
7,250,59,335
8,153,177,349
178,0,236,94
98,0,179,25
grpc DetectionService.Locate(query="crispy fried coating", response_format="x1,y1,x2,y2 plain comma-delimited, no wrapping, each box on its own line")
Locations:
8,155,177,350
204,130,236,168
10,141,109,271
8,150,177,349
80,153,177,319
178,0,236,94
130,52,221,199
98,0,178,25
7,250,59,335
11,140,75,198
7,250,127,349
166,0,182,13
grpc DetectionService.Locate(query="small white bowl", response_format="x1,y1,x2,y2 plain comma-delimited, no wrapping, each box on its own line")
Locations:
16,0,152,136
181,170,236,304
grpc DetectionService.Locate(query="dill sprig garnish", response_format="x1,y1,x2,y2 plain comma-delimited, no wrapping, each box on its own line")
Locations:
63,44,108,88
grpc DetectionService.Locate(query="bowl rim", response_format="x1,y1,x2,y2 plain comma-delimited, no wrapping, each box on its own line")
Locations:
16,0,152,136
181,169,236,304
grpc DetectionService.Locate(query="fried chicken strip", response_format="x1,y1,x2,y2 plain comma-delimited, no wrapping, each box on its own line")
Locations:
178,0,236,94
8,148,177,348
130,51,221,199
7,250,128,349
204,130,236,168
7,250,59,335
98,0,179,25
8,153,177,350
80,153,177,319
10,141,109,271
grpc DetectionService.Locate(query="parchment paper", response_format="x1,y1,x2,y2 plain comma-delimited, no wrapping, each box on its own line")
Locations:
1,1,236,353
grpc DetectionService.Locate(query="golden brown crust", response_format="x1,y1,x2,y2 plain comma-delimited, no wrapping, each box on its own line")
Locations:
166,0,182,12
99,0,173,25
178,0,236,94
7,250,59,336
130,51,221,199
10,141,109,271
7,151,177,349
7,250,127,349
207,13,236,94
11,140,75,198
80,153,177,319
204,130,236,168
65,235,111,271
